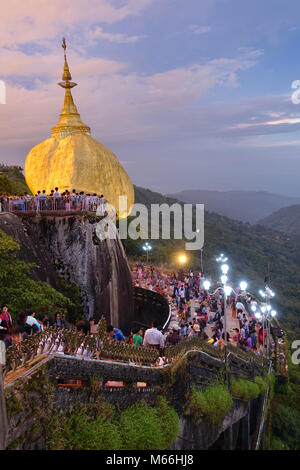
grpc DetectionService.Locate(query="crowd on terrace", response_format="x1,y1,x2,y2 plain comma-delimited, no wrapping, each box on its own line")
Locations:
0,189,108,213
131,263,267,355
0,263,270,369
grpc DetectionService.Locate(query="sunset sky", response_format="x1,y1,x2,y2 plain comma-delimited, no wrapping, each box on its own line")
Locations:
1,0,300,195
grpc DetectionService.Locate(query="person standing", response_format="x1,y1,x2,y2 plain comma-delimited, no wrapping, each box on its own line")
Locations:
0,306,12,342
143,321,165,354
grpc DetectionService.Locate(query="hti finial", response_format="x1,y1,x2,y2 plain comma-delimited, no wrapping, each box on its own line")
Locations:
59,37,75,86
62,37,66,54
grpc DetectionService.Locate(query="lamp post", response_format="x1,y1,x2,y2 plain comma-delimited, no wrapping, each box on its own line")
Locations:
142,242,152,264
259,286,276,360
216,255,232,378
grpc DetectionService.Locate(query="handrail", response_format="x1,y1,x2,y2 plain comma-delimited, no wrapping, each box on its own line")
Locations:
255,360,272,450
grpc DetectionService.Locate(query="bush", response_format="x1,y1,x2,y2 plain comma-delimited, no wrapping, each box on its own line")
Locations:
47,407,122,450
0,230,74,319
119,400,179,450
266,372,276,399
255,376,268,395
47,399,180,451
272,404,300,450
155,396,180,448
272,437,289,450
230,379,260,402
186,384,233,425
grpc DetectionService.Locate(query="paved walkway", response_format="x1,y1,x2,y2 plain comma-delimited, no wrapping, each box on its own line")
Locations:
171,297,240,339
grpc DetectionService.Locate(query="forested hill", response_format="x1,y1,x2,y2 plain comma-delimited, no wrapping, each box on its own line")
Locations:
0,164,30,195
167,189,300,224
132,185,300,335
259,204,300,237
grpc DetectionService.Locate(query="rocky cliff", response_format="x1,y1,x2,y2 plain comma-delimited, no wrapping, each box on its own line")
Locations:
0,213,134,332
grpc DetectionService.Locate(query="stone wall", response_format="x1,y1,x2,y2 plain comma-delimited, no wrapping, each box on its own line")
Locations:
3,349,267,450
4,363,53,450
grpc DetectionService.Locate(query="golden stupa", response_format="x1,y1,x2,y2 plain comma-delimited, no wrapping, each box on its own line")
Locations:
25,38,134,218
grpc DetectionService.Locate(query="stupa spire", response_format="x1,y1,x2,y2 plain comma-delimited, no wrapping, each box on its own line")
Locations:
52,37,91,139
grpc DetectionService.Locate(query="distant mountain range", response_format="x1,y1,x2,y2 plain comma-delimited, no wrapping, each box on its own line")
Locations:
167,189,300,224
259,204,300,236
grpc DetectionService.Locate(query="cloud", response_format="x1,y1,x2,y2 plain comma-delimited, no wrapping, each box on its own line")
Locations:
0,48,264,160
0,49,126,78
231,117,300,130
86,26,146,44
189,24,211,34
0,0,154,47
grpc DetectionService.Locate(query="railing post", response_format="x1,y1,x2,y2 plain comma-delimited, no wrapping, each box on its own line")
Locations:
0,363,8,450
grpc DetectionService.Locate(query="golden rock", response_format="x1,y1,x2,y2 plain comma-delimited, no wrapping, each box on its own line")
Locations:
24,38,134,218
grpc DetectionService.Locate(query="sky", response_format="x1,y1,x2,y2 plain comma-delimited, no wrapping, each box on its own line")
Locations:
1,0,300,196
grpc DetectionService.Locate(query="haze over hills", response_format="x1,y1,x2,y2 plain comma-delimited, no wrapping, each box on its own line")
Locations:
259,204,300,236
167,189,300,224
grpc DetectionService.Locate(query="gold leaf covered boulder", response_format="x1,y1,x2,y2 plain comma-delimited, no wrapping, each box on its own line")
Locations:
25,38,134,218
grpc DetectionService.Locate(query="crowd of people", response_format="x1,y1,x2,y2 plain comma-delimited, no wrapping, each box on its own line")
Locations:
0,189,108,213
0,264,270,368
131,263,268,356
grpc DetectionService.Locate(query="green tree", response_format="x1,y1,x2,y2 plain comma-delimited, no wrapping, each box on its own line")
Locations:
0,229,73,318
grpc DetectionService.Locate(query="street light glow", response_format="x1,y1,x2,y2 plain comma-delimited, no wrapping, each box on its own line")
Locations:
271,310,277,317
203,280,211,290
221,274,228,285
240,281,247,291
221,263,229,274
142,242,152,251
224,285,232,296
178,254,187,264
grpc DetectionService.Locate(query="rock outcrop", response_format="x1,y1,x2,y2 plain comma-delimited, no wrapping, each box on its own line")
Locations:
0,213,134,332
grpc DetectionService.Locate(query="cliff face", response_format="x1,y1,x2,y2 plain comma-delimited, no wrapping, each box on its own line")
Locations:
0,213,134,332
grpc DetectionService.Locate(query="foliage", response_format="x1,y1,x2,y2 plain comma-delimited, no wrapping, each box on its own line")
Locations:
119,400,178,450
47,407,122,450
0,229,73,319
56,278,83,323
47,399,179,451
230,378,260,402
155,396,180,448
271,437,289,450
0,165,30,195
272,404,300,450
270,344,300,450
266,372,276,400
254,376,268,395
185,384,233,425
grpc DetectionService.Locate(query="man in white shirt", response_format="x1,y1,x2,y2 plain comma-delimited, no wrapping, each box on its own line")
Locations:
143,321,165,354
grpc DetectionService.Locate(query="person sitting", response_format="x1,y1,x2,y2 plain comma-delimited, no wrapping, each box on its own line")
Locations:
54,312,66,330
18,311,41,335
107,324,125,342
188,323,200,338
5,324,26,349
76,319,90,335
